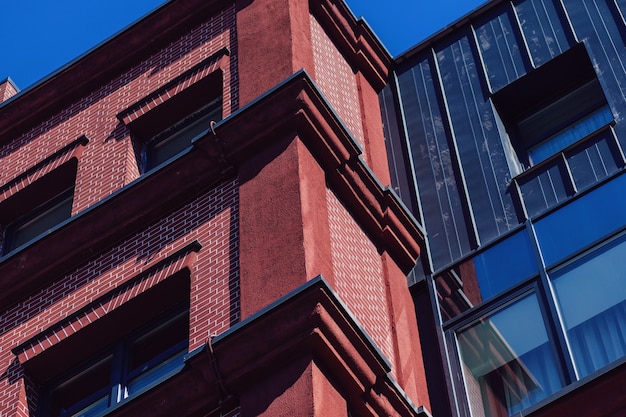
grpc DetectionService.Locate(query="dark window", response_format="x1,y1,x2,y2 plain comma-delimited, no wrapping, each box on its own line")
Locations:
494,44,613,168
4,187,74,253
41,308,189,417
145,99,222,170
123,70,224,173
1,160,77,255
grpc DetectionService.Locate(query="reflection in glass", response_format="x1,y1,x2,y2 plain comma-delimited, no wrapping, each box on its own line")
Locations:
552,234,626,378
436,230,537,321
457,294,563,417
535,173,626,266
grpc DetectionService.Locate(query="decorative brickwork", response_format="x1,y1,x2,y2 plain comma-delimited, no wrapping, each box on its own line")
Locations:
326,188,394,362
0,1,429,416
310,14,366,154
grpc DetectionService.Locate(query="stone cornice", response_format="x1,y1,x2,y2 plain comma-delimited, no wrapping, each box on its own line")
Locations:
105,277,430,417
310,0,392,91
0,71,422,311
209,70,423,271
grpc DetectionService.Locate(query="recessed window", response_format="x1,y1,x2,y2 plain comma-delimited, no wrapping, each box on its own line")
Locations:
1,160,77,255
41,308,189,417
493,44,613,168
122,70,224,174
521,80,613,165
4,187,74,253
145,99,222,170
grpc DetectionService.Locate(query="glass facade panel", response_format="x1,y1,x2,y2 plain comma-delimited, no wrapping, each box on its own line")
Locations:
528,106,614,165
458,293,563,417
514,0,572,66
397,59,473,269
535,173,626,266
474,5,527,91
551,234,626,378
436,34,519,244
436,229,538,320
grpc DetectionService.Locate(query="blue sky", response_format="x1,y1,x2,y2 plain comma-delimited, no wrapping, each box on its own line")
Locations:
1,0,486,90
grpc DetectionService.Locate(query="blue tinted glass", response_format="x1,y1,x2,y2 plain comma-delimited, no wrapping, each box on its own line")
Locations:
474,5,527,91
457,293,563,416
529,106,614,165
551,234,626,378
397,60,473,268
535,173,626,266
567,129,621,190
474,229,538,299
435,229,538,321
519,161,570,218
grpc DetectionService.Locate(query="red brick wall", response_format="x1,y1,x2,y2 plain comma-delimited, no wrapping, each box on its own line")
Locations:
0,5,237,213
0,6,239,415
326,188,394,363
0,79,18,103
310,14,366,154
0,178,239,415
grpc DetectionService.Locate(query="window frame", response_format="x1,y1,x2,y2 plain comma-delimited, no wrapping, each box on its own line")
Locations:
38,306,189,417
492,43,613,170
144,97,223,172
3,186,74,254
445,228,626,417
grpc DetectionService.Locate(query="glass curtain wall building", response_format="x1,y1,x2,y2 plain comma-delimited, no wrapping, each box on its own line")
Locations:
381,0,626,416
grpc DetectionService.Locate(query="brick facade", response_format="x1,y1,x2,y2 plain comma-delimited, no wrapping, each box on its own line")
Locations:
0,1,429,416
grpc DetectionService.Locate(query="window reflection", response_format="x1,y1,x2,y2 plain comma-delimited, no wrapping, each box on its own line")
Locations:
552,234,626,378
535,173,626,266
436,230,537,320
457,294,563,417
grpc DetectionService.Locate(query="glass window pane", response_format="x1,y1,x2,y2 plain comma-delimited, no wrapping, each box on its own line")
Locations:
535,173,626,266
48,355,113,417
8,192,73,251
528,105,613,165
147,102,221,169
436,229,538,321
552,235,626,378
128,310,188,373
457,293,564,416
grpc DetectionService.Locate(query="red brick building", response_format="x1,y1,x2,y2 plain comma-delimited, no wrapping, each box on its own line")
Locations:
0,0,431,416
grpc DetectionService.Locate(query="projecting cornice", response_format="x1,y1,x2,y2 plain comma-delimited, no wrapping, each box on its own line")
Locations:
310,0,392,91
104,277,430,417
0,70,422,309
0,0,231,144
202,70,423,272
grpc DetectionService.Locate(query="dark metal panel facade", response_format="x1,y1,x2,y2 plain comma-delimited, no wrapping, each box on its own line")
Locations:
386,0,626,274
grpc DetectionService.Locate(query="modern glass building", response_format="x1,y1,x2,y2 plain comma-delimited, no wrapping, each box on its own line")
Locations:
381,0,626,416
